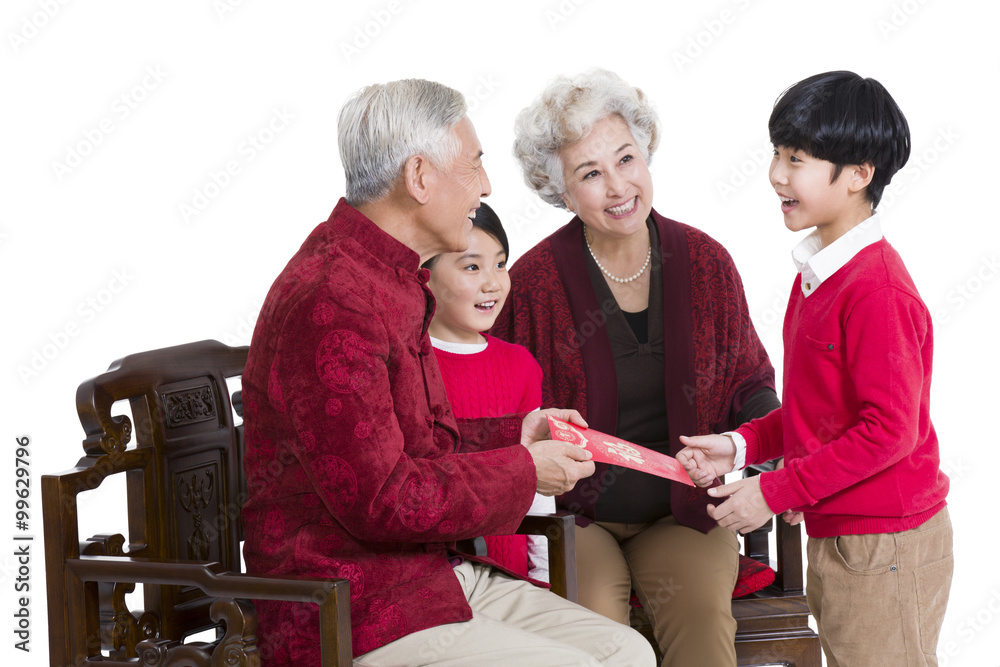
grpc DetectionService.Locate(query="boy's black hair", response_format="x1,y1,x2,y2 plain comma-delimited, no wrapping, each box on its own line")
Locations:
421,201,509,269
769,71,910,209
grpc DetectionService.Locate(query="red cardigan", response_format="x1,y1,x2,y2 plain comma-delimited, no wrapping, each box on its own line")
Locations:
492,210,776,533
241,200,537,663
739,239,949,538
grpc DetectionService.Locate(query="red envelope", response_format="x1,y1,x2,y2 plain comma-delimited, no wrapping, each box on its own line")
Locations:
547,415,695,486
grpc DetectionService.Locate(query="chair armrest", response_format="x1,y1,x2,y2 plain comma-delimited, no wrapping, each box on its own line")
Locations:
517,512,577,602
746,458,780,474
69,555,352,666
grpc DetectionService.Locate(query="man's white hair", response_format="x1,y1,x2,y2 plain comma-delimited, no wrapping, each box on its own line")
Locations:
339,79,467,206
513,69,660,209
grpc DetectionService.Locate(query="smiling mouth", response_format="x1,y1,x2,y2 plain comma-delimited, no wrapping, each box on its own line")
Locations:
605,196,637,217
475,300,497,312
779,195,799,212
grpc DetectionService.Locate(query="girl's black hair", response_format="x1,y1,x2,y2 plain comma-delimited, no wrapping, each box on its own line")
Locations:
769,71,910,209
422,201,509,269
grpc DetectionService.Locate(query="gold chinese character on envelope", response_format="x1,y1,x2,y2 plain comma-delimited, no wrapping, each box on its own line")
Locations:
548,415,695,486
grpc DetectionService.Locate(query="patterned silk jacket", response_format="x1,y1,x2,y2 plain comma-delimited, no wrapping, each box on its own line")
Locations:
241,199,537,664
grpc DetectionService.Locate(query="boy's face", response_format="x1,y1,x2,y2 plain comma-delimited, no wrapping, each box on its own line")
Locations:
769,145,871,246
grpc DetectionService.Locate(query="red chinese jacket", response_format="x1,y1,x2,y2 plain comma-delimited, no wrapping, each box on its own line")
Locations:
241,199,536,664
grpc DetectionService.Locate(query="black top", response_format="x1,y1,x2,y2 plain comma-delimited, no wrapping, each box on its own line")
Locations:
585,220,673,523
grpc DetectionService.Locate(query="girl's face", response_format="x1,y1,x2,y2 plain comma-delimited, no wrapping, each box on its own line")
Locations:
427,227,510,345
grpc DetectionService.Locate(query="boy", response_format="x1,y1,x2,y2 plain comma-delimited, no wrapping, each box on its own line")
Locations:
677,71,952,666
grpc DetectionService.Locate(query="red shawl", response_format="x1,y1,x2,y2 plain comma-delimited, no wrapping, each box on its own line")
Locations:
491,209,775,533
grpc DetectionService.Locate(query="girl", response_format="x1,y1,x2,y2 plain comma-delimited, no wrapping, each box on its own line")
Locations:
424,202,554,582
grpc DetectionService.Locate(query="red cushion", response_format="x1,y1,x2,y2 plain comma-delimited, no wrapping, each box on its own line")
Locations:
732,554,775,598
629,555,775,607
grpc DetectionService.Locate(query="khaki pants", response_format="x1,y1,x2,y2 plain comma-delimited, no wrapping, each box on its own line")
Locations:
807,508,954,666
354,561,655,666
575,516,739,667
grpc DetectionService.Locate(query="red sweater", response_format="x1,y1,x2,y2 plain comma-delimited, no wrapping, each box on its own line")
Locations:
433,335,542,419
739,239,949,538
433,335,544,577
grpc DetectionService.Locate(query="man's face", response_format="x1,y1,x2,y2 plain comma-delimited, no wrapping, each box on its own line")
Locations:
422,116,492,256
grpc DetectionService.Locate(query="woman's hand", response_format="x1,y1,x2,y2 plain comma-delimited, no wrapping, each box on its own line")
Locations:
677,434,736,487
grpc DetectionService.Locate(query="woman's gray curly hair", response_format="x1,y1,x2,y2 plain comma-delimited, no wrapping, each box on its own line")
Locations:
513,69,660,209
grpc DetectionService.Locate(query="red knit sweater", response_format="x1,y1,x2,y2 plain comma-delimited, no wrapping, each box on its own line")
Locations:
433,335,542,419
739,239,949,538
432,335,545,577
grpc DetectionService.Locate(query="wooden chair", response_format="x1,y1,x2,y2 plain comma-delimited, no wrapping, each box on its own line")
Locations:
42,340,577,666
731,463,820,666
629,462,821,666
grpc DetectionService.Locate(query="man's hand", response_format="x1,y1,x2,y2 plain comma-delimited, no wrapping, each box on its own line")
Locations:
520,408,594,496
705,474,774,534
677,434,736,487
525,440,595,496
520,408,588,446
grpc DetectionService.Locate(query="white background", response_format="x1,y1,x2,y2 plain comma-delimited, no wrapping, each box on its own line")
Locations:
3,1,998,664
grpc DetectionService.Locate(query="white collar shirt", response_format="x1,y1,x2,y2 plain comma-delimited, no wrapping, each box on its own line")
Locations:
792,214,884,297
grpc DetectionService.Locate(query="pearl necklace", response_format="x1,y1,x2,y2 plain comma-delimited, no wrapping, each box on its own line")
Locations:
584,226,652,284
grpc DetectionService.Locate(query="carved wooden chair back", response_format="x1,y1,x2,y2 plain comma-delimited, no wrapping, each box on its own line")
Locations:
42,340,356,665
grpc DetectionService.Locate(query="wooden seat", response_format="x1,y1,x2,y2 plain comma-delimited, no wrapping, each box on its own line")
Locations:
42,340,577,666
630,462,821,666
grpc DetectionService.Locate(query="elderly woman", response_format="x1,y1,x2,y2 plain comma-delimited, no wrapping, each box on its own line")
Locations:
491,70,780,666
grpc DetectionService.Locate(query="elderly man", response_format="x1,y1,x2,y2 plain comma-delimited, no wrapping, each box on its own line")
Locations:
241,79,655,666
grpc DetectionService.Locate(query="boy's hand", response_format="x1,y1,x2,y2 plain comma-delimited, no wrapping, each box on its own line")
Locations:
677,434,736,487
781,510,805,526
773,458,804,525
706,474,774,534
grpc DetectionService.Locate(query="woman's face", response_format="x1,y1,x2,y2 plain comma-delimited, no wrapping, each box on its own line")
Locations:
557,114,654,240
